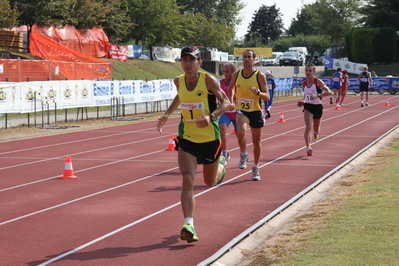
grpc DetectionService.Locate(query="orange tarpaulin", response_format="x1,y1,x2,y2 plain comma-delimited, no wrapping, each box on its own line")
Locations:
33,24,110,58
29,24,111,80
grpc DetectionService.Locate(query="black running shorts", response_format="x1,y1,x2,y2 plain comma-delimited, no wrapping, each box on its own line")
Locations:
176,137,221,164
237,110,264,128
304,103,323,119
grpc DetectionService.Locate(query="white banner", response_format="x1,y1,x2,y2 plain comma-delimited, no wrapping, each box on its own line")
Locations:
20,81,59,113
151,46,175,62
0,78,177,114
59,80,93,109
92,80,117,106
331,59,367,75
220,52,228,62
0,82,21,113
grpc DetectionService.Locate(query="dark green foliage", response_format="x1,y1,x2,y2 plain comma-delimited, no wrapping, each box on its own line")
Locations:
245,4,284,45
350,27,397,64
359,0,399,30
287,3,318,37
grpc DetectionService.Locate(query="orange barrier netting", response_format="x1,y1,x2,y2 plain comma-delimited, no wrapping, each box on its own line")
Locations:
0,59,110,82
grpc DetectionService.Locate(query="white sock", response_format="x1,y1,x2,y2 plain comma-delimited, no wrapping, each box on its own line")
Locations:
185,217,193,226
253,164,258,168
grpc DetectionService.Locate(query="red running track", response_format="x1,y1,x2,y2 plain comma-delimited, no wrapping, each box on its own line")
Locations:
0,95,398,266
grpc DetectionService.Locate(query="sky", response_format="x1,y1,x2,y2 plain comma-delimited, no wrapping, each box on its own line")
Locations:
236,0,315,39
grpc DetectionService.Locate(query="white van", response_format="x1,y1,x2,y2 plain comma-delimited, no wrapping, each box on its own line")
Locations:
288,47,308,62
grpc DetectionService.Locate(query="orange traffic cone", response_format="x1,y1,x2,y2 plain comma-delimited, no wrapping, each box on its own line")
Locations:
59,156,78,179
231,129,236,134
335,102,341,110
278,112,286,122
384,99,390,106
165,134,176,151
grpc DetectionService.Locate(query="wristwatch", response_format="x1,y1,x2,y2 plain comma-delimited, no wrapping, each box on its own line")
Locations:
210,114,217,121
256,89,261,95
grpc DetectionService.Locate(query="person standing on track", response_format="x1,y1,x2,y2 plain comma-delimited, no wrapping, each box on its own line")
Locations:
297,63,332,156
263,70,276,120
340,70,349,107
156,46,230,243
219,63,237,162
358,66,373,107
228,49,269,181
330,67,342,105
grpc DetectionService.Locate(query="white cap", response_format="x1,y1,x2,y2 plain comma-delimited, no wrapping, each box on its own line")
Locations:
265,70,272,75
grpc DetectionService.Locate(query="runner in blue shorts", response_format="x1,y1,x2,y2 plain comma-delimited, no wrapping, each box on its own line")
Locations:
330,67,342,105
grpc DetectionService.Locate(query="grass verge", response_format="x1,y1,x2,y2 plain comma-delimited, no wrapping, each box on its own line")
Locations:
247,137,399,265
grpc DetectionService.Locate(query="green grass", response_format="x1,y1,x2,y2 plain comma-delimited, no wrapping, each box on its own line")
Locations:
105,58,185,80
279,140,399,266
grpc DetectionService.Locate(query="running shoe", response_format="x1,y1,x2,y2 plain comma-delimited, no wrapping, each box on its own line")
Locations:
313,133,319,142
366,103,370,106
217,155,227,185
361,102,364,107
306,146,313,156
180,223,199,243
252,166,261,181
238,153,249,169
222,151,230,162
265,110,271,119
330,98,333,105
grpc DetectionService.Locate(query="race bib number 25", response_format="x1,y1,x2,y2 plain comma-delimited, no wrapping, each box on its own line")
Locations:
181,102,205,121
237,98,254,111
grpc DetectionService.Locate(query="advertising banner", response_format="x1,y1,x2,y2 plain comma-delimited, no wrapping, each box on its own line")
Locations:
59,80,92,109
92,80,116,106
0,82,21,113
234,47,272,58
20,81,60,113
108,44,128,61
391,78,399,90
325,57,367,75
275,77,294,91
127,45,142,58
151,46,175,62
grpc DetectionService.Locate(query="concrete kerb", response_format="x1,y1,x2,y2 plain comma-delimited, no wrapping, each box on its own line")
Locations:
210,126,399,266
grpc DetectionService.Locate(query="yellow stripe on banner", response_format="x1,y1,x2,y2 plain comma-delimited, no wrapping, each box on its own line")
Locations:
234,47,272,58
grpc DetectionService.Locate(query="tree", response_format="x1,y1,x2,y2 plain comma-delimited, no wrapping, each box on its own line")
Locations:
176,0,244,30
307,0,361,46
180,12,234,48
123,0,184,46
0,0,19,29
41,0,112,28
287,3,318,36
359,0,399,30
245,4,284,45
101,0,135,43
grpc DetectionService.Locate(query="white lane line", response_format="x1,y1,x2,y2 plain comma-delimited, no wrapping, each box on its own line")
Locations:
0,121,180,156
0,135,167,171
0,148,169,192
0,165,179,226
37,104,399,265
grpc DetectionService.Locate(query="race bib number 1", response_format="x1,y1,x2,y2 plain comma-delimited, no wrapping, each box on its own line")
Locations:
181,102,205,121
237,98,254,111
